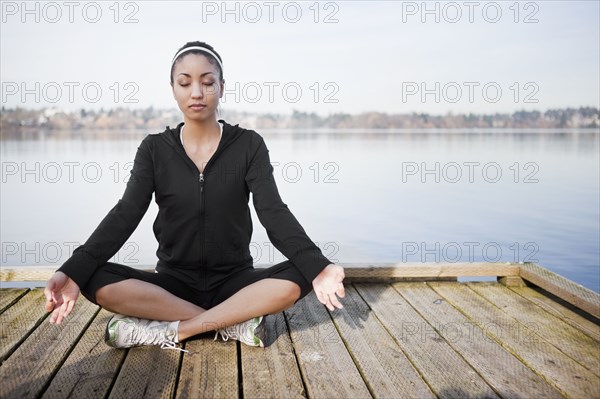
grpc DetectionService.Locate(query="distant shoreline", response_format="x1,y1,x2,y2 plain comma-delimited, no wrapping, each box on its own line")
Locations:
2,127,598,141
1,106,598,131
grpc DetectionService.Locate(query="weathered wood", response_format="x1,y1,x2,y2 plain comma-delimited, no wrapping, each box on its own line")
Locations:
109,344,182,399
396,282,564,398
42,309,127,399
284,291,372,399
0,266,598,399
0,288,50,361
0,288,28,314
430,282,600,398
344,273,457,283
240,313,305,399
497,275,527,287
0,266,58,282
329,284,435,398
468,282,600,376
0,297,98,398
176,336,238,399
509,285,600,342
355,283,500,399
344,262,520,281
519,262,600,318
0,263,521,283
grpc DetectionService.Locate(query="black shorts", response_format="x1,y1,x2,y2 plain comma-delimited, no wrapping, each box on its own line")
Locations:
80,260,313,310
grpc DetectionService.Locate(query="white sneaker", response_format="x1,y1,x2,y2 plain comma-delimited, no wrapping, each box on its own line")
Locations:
105,314,187,352
214,316,265,347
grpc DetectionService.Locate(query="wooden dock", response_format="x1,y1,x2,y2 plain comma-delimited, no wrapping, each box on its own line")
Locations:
1,262,598,398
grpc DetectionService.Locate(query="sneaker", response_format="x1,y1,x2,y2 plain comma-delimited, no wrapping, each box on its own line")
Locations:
105,314,187,352
214,316,265,347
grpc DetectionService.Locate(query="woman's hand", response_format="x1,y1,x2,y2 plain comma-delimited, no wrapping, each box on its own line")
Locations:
44,271,80,324
312,264,345,311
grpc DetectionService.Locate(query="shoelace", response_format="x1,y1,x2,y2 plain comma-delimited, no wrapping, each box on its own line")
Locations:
126,319,186,352
214,329,234,342
160,340,188,352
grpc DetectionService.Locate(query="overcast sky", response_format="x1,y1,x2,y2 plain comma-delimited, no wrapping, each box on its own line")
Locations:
1,0,599,116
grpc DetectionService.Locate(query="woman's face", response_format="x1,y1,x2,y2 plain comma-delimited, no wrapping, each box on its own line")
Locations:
171,53,224,122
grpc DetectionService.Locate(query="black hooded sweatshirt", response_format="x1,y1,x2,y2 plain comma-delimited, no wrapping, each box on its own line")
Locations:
58,120,332,291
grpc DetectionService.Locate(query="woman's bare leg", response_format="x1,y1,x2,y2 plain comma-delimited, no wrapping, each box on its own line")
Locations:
95,279,206,321
178,278,300,340
95,277,301,341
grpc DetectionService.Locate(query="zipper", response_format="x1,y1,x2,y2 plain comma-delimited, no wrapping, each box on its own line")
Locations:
198,154,218,275
169,123,225,287
199,171,205,287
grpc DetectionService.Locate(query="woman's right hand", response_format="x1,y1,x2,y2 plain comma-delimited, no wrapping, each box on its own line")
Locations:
44,271,80,324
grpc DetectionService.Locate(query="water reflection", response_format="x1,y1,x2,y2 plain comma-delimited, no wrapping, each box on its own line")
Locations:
2,129,598,292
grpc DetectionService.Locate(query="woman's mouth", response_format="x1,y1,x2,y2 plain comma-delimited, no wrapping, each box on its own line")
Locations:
189,104,206,111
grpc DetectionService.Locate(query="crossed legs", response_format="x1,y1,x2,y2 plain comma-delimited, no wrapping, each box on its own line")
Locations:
95,277,301,341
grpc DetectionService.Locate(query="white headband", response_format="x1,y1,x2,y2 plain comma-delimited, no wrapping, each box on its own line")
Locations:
171,46,223,71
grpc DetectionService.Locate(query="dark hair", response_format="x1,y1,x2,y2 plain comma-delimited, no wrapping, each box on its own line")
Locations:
170,41,224,84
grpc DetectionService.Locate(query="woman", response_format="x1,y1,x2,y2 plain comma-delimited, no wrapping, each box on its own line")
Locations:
43,41,345,350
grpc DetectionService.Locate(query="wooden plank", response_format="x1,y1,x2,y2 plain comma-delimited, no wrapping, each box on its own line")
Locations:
0,288,50,361
41,309,127,399
240,313,305,398
284,291,372,399
396,282,564,398
0,263,521,283
109,344,182,399
329,284,435,398
497,275,526,287
509,285,600,342
519,262,600,318
344,262,519,281
0,288,28,314
0,266,58,282
175,336,237,399
354,283,500,398
468,282,600,376
430,282,600,398
0,297,98,398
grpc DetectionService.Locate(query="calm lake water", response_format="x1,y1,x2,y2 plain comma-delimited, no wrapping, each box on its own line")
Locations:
2,129,599,292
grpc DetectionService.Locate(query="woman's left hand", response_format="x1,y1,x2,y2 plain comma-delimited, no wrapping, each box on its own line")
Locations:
312,264,345,311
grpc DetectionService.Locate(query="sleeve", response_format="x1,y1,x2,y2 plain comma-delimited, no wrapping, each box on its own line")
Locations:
57,136,155,288
245,136,332,284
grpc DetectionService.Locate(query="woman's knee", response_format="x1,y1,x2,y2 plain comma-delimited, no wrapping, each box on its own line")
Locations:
95,281,125,308
273,279,302,307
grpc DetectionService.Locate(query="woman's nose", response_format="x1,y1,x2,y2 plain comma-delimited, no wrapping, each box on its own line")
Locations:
191,83,203,98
